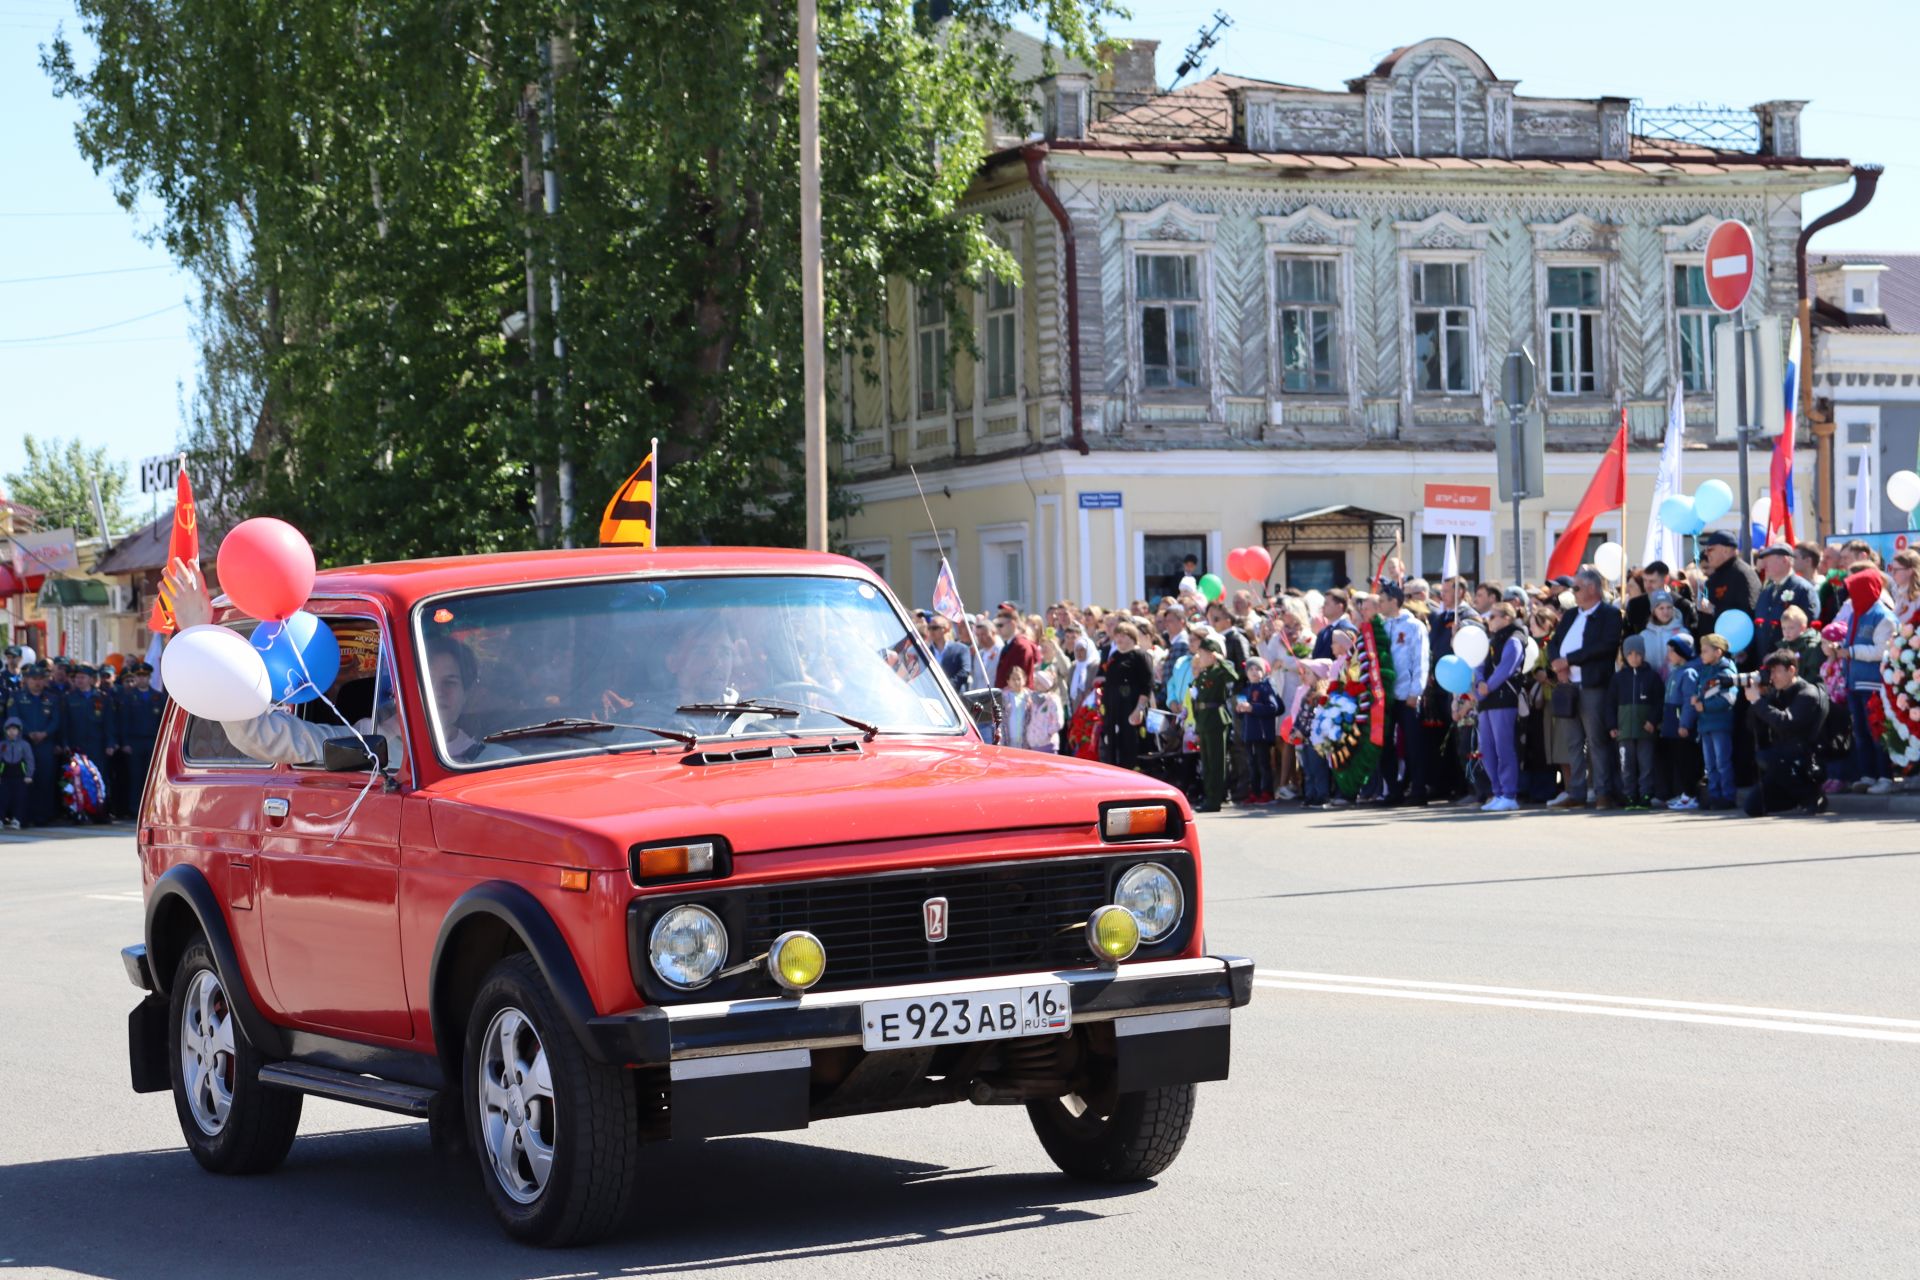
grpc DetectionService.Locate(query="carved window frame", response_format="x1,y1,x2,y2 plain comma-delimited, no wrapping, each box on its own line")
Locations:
841,276,893,473
1259,208,1358,408
977,223,1025,408
1396,213,1491,408
1120,202,1221,417
1660,217,1724,401
1529,216,1617,404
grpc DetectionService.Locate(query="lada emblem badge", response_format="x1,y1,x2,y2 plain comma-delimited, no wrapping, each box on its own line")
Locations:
922,896,950,943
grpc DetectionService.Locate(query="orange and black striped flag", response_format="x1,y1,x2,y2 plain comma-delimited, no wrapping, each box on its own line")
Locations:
598,440,657,547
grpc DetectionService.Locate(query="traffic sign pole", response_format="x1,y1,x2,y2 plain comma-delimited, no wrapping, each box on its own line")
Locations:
1705,220,1759,558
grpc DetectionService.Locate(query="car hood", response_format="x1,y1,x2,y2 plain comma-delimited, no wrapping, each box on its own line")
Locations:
425,736,1179,867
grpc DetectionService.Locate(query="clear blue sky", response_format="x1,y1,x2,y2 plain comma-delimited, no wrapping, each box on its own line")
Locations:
3,0,1914,495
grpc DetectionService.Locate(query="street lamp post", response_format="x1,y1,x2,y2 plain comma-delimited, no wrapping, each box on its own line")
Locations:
800,0,828,553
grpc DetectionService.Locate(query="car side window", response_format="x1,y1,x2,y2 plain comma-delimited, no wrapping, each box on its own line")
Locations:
180,620,271,768
290,616,406,774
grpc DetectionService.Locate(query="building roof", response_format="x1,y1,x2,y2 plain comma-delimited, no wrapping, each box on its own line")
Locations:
92,509,222,576
1810,253,1920,335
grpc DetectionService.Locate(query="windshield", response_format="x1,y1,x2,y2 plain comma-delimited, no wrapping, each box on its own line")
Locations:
414,573,965,768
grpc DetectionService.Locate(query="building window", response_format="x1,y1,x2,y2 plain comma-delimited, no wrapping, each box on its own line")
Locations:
1276,257,1339,393
984,274,1018,402
915,289,948,415
1546,266,1602,396
1136,253,1201,390
1673,264,1724,394
980,525,1029,611
1142,534,1208,601
1411,262,1474,394
1420,534,1481,582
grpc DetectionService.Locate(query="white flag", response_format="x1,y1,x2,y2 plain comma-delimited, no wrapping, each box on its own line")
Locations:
1641,382,1687,569
145,632,166,693
1441,532,1458,585
1849,444,1876,536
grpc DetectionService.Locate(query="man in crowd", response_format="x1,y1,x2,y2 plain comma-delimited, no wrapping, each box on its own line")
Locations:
925,614,971,693
1743,649,1830,816
1626,560,1695,636
1472,580,1503,618
1548,567,1624,809
1695,531,1761,647
970,615,1001,691
1379,581,1431,807
116,661,166,816
10,663,62,824
1752,544,1820,656
993,609,1037,689
1311,589,1351,659
1,645,23,698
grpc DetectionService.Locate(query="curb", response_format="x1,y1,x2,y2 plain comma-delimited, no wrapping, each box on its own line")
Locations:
1825,792,1920,817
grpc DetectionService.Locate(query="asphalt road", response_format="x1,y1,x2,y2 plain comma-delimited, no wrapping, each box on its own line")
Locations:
2,809,1916,1279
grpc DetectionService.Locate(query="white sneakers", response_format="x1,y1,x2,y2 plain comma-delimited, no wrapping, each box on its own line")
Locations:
1480,797,1519,813
1850,778,1877,793
1867,777,1895,795
1545,792,1577,809
1667,794,1700,811
1276,786,1299,801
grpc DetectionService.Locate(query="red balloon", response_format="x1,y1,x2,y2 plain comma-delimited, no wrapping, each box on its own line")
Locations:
217,517,316,622
1242,545,1273,583
1225,547,1250,581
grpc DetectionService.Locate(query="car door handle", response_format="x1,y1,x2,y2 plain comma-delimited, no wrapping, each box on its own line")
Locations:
263,798,289,819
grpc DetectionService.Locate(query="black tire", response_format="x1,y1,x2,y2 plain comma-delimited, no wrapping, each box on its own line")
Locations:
1027,1083,1196,1182
463,954,639,1246
167,940,302,1174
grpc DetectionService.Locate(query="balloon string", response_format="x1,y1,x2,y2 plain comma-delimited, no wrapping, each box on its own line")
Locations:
277,618,381,849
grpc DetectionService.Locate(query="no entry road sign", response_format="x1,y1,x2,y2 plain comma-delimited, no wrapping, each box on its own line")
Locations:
1704,219,1756,314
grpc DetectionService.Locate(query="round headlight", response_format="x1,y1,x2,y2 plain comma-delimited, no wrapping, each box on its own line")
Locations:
1116,862,1184,942
648,905,728,990
768,931,827,991
1088,904,1141,963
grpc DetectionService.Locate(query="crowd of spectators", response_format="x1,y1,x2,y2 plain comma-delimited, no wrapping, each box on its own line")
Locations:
925,532,1915,819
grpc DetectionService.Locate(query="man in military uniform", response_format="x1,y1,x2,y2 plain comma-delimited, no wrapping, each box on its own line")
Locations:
62,664,118,819
97,663,132,817
116,662,166,818
10,663,63,825
1,645,23,700
1752,544,1820,657
1191,635,1234,813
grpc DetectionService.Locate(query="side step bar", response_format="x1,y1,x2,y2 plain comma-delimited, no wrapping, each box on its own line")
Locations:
258,1062,437,1118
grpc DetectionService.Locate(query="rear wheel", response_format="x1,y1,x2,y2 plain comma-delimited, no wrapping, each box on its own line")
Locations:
167,940,302,1174
1027,1083,1196,1182
464,954,639,1246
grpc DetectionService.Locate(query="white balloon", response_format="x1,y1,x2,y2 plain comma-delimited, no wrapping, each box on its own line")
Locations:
1452,625,1491,667
1889,470,1920,514
1178,575,1198,594
17,646,34,665
161,624,272,723
1524,636,1541,670
1594,541,1626,582
1751,495,1772,530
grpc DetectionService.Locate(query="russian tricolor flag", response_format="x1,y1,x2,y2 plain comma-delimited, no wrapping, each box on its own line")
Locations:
1769,319,1801,546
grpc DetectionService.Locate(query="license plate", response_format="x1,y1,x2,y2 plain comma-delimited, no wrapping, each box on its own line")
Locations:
860,983,1071,1051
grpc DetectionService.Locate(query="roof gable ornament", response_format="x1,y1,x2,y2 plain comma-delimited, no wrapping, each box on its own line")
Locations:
1258,207,1358,248
1120,201,1221,243
1659,214,1723,255
1393,211,1491,252
1528,213,1615,254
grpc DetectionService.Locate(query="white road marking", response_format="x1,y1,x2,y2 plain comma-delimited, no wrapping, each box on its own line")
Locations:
1255,969,1920,1029
1255,972,1920,1044
83,892,143,903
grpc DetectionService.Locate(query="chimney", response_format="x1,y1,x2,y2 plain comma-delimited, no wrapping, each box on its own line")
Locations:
1812,260,1888,317
1042,73,1093,141
1752,100,1806,157
1102,39,1159,98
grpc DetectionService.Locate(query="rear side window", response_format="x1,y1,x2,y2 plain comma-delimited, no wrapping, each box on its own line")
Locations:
181,716,261,767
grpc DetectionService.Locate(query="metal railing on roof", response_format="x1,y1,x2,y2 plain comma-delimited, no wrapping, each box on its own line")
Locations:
1090,89,1230,142
1629,103,1761,153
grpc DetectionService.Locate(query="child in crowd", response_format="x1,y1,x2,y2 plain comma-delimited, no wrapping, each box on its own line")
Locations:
1682,634,1739,810
1639,590,1690,660
0,717,33,829
1662,635,1702,810
1236,656,1280,803
1278,630,1351,810
1021,669,1064,753
1778,606,1825,683
1608,635,1665,809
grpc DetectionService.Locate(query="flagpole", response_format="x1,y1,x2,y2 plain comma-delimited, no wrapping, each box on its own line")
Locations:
651,437,660,544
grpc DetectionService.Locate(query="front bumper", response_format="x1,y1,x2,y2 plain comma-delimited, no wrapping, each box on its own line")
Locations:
587,954,1254,1139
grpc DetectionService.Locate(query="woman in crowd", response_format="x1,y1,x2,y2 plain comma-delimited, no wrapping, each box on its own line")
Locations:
1473,600,1529,812
1099,621,1154,770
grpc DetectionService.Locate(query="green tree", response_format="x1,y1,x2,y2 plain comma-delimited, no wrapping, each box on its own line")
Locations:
3,434,130,537
45,0,1114,565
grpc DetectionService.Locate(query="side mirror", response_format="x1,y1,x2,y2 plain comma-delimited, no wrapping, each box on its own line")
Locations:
959,688,1003,728
321,735,389,773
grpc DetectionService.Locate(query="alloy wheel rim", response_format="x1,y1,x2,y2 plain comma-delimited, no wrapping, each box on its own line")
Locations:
180,968,236,1135
476,1007,557,1205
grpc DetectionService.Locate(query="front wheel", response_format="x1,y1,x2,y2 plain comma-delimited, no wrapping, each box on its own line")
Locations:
464,954,640,1246
1027,1083,1196,1182
167,940,302,1174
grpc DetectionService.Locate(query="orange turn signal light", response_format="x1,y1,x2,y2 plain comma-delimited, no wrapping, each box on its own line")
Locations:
559,868,590,892
635,842,717,881
1103,804,1170,840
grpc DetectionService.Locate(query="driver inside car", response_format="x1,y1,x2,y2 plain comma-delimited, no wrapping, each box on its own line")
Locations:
159,558,511,766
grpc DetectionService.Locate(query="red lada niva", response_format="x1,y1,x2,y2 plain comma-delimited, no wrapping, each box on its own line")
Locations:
122,547,1250,1244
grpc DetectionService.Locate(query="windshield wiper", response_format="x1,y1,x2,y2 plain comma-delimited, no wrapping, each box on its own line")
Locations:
482,717,700,748
678,698,880,741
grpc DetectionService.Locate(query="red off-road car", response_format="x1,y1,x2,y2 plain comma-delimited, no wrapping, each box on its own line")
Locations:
122,548,1250,1244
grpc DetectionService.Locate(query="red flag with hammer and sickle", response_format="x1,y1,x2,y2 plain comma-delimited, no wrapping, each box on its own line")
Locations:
148,460,198,635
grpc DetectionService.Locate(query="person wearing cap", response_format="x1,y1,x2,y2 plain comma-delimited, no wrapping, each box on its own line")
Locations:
1695,531,1760,638
11,663,63,825
1546,567,1624,809
61,665,119,817
1377,580,1431,807
1741,648,1830,816
1639,589,1691,666
1752,543,1818,657
1,644,23,699
1190,634,1233,812
0,714,32,828
1681,634,1740,810
116,661,167,814
1659,635,1702,809
1624,561,1696,637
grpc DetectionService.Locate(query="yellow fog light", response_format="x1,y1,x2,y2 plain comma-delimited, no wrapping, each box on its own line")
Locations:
1087,905,1141,964
768,930,826,991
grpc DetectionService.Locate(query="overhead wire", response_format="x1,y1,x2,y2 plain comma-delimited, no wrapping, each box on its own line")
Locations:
0,300,187,344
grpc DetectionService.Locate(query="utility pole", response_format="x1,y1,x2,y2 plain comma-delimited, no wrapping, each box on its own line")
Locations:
1168,11,1233,90
1735,316,1753,558
800,0,828,552
541,36,575,548
521,84,553,546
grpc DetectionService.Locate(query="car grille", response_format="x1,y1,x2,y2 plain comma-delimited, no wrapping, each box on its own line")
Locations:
741,858,1115,991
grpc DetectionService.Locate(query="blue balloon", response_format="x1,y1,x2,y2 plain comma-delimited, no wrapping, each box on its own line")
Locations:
251,610,340,705
1436,653,1475,696
1659,494,1705,536
1693,479,1734,523
1714,609,1755,656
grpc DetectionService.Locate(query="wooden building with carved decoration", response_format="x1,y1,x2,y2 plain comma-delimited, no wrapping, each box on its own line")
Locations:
835,37,1852,610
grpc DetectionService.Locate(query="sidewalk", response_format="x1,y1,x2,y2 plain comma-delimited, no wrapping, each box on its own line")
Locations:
1826,792,1920,818
0,823,136,844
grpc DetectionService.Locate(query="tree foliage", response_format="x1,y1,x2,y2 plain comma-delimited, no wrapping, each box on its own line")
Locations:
45,0,1114,565
3,435,130,537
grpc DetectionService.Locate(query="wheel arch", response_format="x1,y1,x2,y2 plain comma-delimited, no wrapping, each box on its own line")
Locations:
144,864,288,1058
429,882,611,1087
